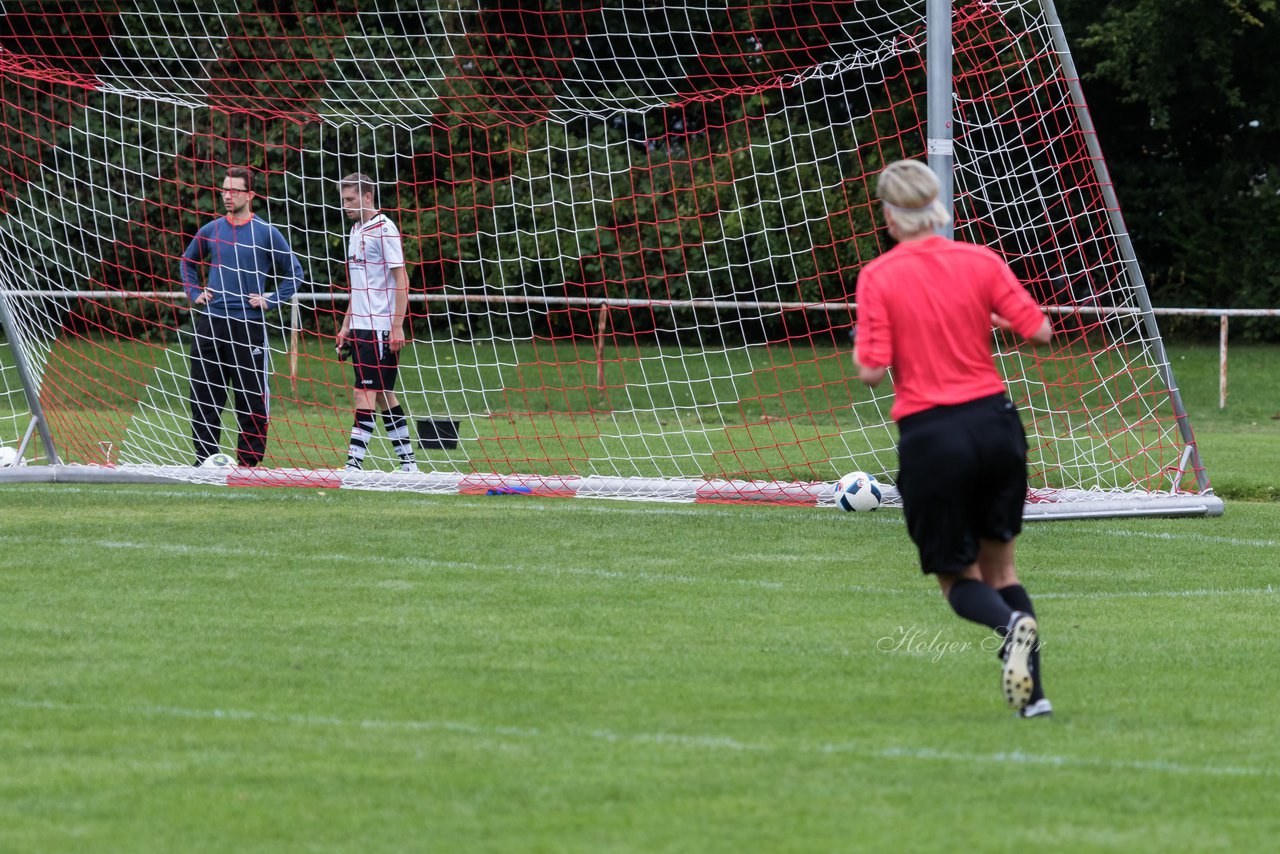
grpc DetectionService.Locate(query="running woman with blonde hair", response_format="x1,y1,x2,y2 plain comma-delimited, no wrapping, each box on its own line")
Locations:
854,159,1054,717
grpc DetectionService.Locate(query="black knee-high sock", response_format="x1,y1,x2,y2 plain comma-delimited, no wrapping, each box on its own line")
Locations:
947,578,1015,633
347,409,376,469
999,584,1045,702
382,405,415,464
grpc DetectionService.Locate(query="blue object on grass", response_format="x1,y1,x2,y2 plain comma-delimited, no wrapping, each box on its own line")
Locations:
485,486,534,496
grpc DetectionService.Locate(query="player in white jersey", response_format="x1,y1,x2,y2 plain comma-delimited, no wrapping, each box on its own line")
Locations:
337,173,417,472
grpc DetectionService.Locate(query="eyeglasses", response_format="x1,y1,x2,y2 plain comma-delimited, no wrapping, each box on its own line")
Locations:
220,187,250,195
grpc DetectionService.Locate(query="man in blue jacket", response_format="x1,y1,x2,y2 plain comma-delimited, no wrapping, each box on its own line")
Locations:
181,166,305,467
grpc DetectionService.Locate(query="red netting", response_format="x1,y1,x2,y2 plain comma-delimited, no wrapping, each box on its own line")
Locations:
0,1,1207,503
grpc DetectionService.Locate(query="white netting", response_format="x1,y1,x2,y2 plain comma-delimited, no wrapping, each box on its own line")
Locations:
0,0,1213,511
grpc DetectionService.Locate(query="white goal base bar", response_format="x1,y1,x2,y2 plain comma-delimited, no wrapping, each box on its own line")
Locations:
0,465,1225,520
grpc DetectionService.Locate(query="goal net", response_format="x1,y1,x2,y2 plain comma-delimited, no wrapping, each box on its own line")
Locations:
0,0,1220,517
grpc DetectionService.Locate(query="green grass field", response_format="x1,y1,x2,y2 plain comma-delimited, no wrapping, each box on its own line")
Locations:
1,340,1278,850
1,488,1277,851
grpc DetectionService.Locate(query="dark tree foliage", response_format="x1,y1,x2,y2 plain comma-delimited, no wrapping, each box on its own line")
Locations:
1059,0,1280,339
2,0,1276,342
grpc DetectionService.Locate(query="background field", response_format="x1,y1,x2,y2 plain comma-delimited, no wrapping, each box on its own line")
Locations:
1,341,1277,851
5,338,1275,495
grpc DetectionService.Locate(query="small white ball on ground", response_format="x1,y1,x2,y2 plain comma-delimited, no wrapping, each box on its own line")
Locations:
200,453,234,468
0,446,19,467
833,470,882,512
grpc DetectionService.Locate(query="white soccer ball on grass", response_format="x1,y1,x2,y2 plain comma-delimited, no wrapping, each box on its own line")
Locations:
833,470,882,512
200,453,235,468
0,446,20,467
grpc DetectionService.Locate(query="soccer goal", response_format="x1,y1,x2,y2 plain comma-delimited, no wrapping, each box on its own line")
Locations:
0,0,1221,518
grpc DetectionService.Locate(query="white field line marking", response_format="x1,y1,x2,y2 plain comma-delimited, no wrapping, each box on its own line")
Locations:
1089,529,1278,549
0,485,278,501
6,485,1274,544
0,484,846,521
850,745,1269,778
1036,586,1277,601
0,534,269,560
6,698,1270,778
0,533,785,590
2,533,1275,601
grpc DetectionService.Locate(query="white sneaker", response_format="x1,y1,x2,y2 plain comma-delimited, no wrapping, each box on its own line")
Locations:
399,460,419,473
1017,698,1053,719
1001,612,1038,711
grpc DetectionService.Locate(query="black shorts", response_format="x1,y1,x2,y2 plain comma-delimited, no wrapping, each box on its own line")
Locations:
350,328,400,392
896,393,1028,575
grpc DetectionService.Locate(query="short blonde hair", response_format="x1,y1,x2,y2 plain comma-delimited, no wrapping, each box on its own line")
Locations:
876,159,951,235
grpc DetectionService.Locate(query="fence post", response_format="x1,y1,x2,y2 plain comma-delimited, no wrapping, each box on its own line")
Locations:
1219,315,1228,409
